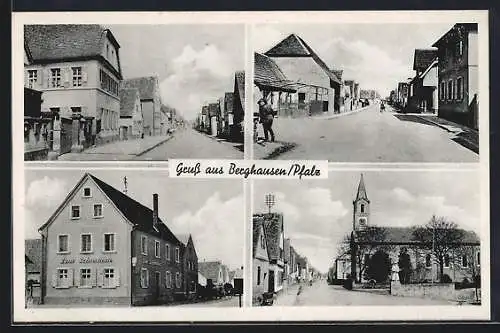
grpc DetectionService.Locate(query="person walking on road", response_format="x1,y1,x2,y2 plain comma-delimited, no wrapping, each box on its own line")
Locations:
380,101,385,113
257,98,276,142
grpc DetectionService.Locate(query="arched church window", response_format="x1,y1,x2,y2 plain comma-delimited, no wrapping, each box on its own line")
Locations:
425,254,431,268
360,204,365,213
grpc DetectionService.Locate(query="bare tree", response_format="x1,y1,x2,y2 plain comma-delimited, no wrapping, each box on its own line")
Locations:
412,215,466,282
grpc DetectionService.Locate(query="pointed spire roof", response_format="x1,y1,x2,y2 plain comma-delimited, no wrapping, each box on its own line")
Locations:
355,174,369,202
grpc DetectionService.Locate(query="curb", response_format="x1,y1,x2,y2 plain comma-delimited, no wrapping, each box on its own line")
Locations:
412,115,457,133
311,105,372,120
136,135,174,157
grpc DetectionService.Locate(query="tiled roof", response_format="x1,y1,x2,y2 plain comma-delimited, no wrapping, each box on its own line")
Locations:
355,226,480,245
24,24,115,62
255,213,283,261
88,174,183,246
265,34,341,85
119,88,139,118
413,49,438,72
121,76,158,100
198,261,221,282
254,52,296,93
253,217,262,258
25,239,42,272
235,71,245,110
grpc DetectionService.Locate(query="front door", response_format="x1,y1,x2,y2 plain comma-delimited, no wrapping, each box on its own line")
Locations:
268,270,275,293
60,117,73,154
155,272,161,302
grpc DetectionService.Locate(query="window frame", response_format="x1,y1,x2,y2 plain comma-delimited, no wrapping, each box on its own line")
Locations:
79,267,92,288
141,235,148,255
457,76,464,100
70,205,81,220
140,268,149,288
56,267,70,289
103,233,116,253
80,233,93,254
57,234,70,254
447,79,453,100
175,272,181,289
154,240,161,258
165,243,171,261
175,247,180,263
93,203,104,218
165,270,172,289
27,69,38,88
83,187,92,198
72,66,82,87
102,267,116,289
50,68,62,88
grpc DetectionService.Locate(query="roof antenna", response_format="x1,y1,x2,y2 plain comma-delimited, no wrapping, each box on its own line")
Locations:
123,176,128,194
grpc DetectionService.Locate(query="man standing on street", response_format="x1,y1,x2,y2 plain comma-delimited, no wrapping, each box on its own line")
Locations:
257,98,275,142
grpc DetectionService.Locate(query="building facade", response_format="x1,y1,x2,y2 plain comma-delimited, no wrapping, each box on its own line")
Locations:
37,173,195,306
24,25,123,154
252,217,270,303
119,88,143,140
433,23,478,129
407,49,438,114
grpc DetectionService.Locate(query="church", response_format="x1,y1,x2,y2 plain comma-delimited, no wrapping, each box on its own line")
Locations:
334,174,480,284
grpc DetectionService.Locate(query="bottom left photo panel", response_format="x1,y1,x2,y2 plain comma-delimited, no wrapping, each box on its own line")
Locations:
23,168,245,308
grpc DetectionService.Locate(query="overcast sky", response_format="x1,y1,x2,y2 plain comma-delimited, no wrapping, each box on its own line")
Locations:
253,23,453,97
254,170,480,273
107,24,244,121
24,169,244,271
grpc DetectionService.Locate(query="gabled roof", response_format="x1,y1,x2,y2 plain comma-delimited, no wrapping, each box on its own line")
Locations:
235,71,245,110
25,239,42,272
254,52,297,93
38,173,183,247
413,49,438,72
265,34,341,85
121,76,158,100
255,212,283,261
432,23,478,48
198,261,222,282
119,88,140,118
355,174,369,202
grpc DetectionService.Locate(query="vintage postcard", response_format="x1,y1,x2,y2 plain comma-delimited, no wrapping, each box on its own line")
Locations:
12,10,490,323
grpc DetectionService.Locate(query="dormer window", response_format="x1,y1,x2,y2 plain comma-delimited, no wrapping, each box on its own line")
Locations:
83,187,91,197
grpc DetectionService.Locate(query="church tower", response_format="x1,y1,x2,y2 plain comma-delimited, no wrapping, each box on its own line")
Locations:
353,174,370,231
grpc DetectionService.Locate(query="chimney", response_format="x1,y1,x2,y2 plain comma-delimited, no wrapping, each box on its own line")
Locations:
153,193,159,229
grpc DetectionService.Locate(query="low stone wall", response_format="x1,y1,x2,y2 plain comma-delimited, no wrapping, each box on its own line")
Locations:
391,282,455,301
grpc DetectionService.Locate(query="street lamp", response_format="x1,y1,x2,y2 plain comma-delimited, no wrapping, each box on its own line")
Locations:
265,193,275,214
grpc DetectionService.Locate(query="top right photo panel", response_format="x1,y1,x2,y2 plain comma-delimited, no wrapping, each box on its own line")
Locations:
252,23,480,162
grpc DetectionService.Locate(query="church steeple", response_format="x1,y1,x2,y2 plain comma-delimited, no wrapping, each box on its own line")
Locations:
353,174,370,231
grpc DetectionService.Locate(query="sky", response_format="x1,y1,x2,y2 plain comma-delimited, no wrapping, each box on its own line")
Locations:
253,23,453,98
24,169,244,271
253,170,481,274
107,24,245,121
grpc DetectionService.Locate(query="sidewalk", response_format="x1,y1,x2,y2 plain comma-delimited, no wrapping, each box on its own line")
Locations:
273,283,302,306
59,134,173,161
199,131,244,152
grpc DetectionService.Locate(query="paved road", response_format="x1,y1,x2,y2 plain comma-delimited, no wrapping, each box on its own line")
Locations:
136,128,244,160
269,104,478,162
174,296,242,307
275,280,453,306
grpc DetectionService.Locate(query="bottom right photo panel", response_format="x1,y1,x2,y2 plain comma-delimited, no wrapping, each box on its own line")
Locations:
252,169,482,307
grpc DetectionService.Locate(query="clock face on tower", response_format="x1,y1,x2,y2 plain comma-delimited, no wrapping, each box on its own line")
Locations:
359,217,367,227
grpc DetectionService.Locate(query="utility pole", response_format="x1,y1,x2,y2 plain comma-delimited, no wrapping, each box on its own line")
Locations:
123,176,128,194
265,193,275,214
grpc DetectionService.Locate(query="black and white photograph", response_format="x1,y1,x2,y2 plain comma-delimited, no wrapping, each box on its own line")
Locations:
23,169,244,307
23,24,245,161
252,23,479,162
252,170,482,307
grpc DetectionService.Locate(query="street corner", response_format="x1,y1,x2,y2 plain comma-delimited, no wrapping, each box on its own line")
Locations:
253,139,297,160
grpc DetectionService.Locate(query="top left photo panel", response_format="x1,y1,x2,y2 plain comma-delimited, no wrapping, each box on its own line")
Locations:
22,24,245,161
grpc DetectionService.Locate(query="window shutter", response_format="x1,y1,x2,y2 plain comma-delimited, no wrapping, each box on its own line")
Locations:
68,268,74,287
115,269,120,287
92,269,98,287
97,269,104,287
74,269,81,287
51,271,57,288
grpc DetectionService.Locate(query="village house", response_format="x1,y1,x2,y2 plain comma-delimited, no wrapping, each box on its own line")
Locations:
25,239,43,304
252,216,270,303
118,88,143,140
37,173,197,306
121,76,164,136
432,23,478,129
178,234,199,299
397,82,409,108
335,174,480,285
198,261,232,287
207,102,220,137
223,92,234,138
24,25,123,156
232,71,245,142
407,49,438,114
263,34,342,116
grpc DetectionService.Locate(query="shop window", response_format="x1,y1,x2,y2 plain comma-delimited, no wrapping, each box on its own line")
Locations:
93,204,103,218
165,271,172,288
103,233,115,252
57,234,69,253
165,243,171,260
83,187,91,197
155,240,161,258
72,67,82,87
141,235,148,255
80,268,92,287
81,234,92,253
175,247,180,263
140,268,149,288
103,268,115,288
50,68,61,88
71,205,80,219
